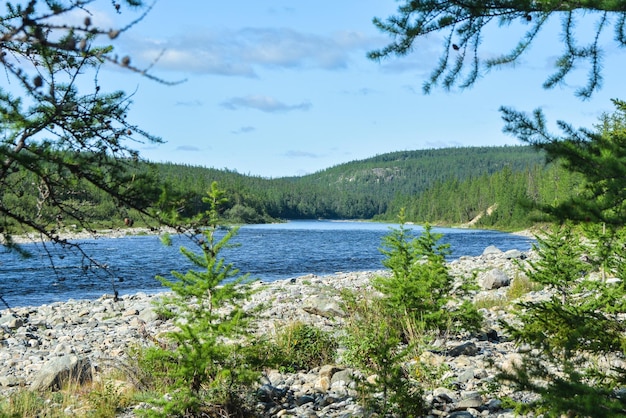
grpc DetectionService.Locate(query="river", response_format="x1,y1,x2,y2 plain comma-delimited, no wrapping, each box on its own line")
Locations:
0,220,534,307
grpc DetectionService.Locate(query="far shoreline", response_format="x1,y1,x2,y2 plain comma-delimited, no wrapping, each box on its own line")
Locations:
2,220,538,245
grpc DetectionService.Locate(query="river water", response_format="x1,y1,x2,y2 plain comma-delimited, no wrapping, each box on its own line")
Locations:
0,220,534,307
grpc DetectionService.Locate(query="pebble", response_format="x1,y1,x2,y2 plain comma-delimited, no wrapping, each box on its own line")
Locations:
0,247,544,417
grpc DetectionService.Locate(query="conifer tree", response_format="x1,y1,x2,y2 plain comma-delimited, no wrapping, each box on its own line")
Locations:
502,99,626,227
0,1,175,247
374,211,481,335
141,182,257,416
500,223,626,416
371,4,626,413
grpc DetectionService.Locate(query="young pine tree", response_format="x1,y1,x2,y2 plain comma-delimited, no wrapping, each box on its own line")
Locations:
500,223,626,417
374,211,482,336
141,182,257,417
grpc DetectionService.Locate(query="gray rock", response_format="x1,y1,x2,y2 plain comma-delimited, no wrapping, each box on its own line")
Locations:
0,375,22,387
0,315,24,329
0,266,548,416
295,394,316,406
448,412,476,418
478,268,511,290
454,391,483,409
302,295,344,319
138,307,159,323
31,354,92,391
433,387,457,403
482,245,503,256
456,368,475,383
504,249,524,259
448,411,474,418
331,368,355,386
448,341,478,357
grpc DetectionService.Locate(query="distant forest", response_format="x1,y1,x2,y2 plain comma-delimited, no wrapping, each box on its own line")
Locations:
8,146,582,232
151,145,579,230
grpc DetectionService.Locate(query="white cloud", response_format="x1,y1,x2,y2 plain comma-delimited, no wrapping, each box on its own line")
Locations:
134,27,376,76
175,99,204,107
221,95,312,113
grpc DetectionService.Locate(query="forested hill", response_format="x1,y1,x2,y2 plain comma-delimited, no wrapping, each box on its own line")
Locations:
154,145,581,229
298,146,543,199
7,145,579,232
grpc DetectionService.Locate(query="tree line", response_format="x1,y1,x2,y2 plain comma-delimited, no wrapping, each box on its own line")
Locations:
3,145,582,232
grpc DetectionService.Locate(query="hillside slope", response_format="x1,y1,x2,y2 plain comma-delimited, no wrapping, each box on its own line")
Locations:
154,145,576,228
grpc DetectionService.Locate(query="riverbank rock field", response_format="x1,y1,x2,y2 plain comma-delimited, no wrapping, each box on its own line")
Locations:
0,245,543,417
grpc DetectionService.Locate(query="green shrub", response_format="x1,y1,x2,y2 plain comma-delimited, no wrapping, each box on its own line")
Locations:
0,391,49,418
271,322,338,372
506,274,541,300
340,289,426,417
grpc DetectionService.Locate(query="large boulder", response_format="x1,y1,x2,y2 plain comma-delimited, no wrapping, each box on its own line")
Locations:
302,295,344,319
482,245,503,257
31,354,92,391
478,268,511,290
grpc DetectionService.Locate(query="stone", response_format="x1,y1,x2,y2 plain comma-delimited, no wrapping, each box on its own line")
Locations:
319,364,341,380
504,249,524,259
295,394,315,406
456,368,475,383
478,268,511,290
31,354,92,391
500,353,523,374
448,412,476,418
331,368,354,386
316,375,331,391
302,295,344,319
433,387,457,403
454,391,483,409
482,245,503,256
448,341,478,357
0,259,548,417
122,308,139,317
138,307,159,323
256,384,287,403
0,375,22,387
0,315,24,329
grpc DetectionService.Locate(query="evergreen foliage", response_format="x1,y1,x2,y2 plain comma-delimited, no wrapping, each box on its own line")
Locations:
500,223,626,416
369,0,626,98
3,144,581,231
0,1,172,247
340,213,482,416
153,145,552,226
502,99,626,227
264,322,338,373
374,211,482,335
496,102,626,416
340,290,427,417
140,182,257,416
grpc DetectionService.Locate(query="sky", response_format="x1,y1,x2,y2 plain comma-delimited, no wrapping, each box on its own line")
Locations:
88,1,626,178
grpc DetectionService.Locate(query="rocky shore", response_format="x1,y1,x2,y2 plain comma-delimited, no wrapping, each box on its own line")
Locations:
0,245,541,417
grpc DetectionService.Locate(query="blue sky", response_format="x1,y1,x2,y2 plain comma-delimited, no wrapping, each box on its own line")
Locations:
93,1,626,178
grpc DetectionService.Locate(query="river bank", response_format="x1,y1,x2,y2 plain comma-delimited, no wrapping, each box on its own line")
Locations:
0,244,542,417
1,226,176,245
3,222,538,244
